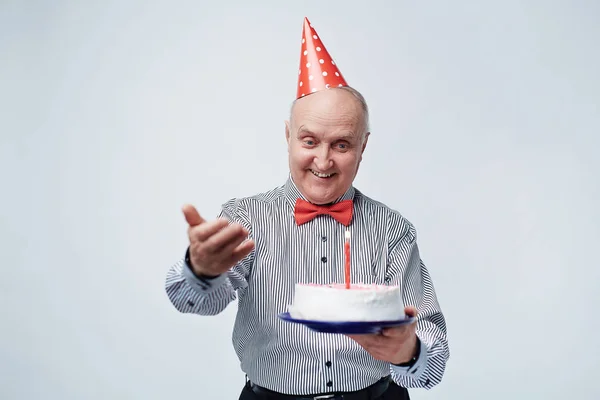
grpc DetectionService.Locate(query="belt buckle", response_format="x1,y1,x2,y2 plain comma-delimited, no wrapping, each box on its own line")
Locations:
313,395,336,400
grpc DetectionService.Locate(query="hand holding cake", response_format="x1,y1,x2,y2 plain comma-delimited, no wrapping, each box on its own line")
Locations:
347,306,419,365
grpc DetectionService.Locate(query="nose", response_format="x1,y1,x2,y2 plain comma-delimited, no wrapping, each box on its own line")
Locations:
314,146,333,171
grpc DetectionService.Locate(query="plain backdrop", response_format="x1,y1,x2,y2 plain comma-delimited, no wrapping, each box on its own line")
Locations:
1,1,599,399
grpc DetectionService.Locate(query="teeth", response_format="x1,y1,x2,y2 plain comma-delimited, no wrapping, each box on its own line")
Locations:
311,170,333,178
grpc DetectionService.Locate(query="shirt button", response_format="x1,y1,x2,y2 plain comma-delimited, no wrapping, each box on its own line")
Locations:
321,236,327,242
325,361,332,367
326,381,333,387
321,257,327,263
187,300,195,307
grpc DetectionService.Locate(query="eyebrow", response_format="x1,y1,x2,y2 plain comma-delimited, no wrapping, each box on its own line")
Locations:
296,126,358,142
296,126,314,136
334,134,356,142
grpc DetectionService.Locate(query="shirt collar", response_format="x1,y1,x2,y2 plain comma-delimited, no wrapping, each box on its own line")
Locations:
283,174,356,210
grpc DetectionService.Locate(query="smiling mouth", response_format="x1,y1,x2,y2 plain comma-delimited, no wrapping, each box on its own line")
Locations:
310,169,335,178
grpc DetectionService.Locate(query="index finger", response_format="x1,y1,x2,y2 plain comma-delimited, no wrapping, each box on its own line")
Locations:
346,333,385,347
380,325,411,338
182,204,205,227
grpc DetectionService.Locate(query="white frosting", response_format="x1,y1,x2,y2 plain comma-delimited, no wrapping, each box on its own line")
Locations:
288,283,404,322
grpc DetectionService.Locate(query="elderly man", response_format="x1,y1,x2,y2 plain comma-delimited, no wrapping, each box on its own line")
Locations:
165,17,449,400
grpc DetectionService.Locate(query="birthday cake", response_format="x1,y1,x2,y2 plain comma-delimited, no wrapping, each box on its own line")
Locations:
288,283,405,322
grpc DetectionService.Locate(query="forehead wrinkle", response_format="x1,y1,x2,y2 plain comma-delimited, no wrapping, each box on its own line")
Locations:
296,125,361,145
289,88,369,133
289,88,370,144
295,108,361,133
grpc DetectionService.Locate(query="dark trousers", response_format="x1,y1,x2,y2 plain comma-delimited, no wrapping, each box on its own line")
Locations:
239,380,410,400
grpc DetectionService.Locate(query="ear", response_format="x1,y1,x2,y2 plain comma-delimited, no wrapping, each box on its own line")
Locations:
360,132,370,160
285,120,291,144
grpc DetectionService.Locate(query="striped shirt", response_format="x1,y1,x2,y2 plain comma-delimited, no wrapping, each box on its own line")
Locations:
165,177,449,395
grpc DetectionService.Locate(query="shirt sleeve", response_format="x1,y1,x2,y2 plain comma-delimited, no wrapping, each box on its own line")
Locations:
386,223,450,389
164,198,255,316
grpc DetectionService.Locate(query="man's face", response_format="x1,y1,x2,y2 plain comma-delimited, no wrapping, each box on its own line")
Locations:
285,88,369,205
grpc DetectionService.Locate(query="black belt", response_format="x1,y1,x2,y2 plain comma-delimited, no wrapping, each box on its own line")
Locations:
248,376,390,400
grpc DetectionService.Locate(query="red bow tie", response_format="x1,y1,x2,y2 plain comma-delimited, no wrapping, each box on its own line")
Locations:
294,198,353,226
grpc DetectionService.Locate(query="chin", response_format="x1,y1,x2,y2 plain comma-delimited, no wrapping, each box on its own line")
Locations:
306,190,339,205
294,172,344,203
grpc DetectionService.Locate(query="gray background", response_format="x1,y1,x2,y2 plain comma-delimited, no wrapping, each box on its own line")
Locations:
1,0,599,399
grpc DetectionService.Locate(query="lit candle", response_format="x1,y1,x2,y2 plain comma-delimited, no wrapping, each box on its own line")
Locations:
344,230,351,289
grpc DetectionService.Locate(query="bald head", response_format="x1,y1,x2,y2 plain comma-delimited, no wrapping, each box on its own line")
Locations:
289,86,370,141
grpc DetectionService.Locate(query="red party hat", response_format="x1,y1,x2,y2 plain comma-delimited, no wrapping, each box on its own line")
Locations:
296,17,348,99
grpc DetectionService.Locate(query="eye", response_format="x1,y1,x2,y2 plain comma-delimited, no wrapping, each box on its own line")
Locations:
303,139,316,146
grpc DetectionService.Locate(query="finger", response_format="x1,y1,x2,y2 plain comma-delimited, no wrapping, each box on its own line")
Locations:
346,334,383,348
215,228,252,260
203,223,249,254
380,326,409,338
381,307,418,337
224,239,255,265
346,335,393,361
189,218,230,243
346,334,368,348
182,204,205,227
404,306,418,318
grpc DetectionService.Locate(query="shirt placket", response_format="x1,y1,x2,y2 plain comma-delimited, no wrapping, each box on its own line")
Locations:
319,218,337,391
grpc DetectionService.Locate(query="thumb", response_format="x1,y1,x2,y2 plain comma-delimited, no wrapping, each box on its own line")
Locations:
404,306,418,318
182,204,205,227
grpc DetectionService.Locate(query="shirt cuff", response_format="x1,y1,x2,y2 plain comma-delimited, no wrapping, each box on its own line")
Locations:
390,337,428,378
182,257,228,295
